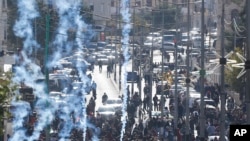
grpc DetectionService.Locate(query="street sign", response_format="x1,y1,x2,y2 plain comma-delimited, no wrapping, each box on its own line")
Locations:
199,69,206,76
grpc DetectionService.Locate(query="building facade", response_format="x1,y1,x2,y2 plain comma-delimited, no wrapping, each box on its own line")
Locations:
0,0,7,52
0,0,9,71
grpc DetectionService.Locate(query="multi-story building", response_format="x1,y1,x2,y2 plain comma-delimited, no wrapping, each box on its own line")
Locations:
0,0,12,72
0,0,7,52
83,0,111,27
83,0,170,27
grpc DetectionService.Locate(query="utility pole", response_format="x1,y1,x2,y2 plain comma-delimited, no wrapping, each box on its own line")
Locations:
161,3,165,119
119,0,122,91
185,0,191,140
44,3,50,141
199,0,206,141
174,3,178,137
131,6,135,95
219,1,226,141
35,18,37,59
233,18,236,50
149,9,154,118
139,25,143,115
114,0,118,83
245,0,250,125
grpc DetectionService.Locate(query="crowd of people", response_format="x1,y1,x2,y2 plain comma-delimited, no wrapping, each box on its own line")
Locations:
30,52,246,141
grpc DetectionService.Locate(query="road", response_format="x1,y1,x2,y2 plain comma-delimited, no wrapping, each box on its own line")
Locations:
3,50,177,140
86,65,120,112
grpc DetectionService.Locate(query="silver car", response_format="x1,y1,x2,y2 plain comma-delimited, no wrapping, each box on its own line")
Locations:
96,106,116,118
105,98,123,111
96,54,109,65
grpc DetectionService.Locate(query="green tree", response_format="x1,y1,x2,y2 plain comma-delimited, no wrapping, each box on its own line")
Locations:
225,48,244,93
0,70,17,136
7,1,93,65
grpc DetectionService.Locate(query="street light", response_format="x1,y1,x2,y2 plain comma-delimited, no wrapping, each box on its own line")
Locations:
131,3,138,96
199,0,206,141
246,0,250,125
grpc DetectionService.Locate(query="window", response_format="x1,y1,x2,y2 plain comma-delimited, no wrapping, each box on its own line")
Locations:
135,1,141,7
111,0,115,7
146,0,152,7
182,0,187,7
90,4,94,11
2,0,5,9
4,29,7,40
101,3,104,12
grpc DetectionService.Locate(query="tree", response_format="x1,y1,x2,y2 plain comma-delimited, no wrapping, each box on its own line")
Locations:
0,70,17,136
80,5,94,24
7,1,92,65
225,48,244,93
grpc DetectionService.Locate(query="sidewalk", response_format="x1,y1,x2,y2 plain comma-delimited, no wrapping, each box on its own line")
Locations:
109,65,121,94
109,64,141,96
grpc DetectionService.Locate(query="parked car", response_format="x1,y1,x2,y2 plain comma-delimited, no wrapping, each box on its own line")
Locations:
181,32,189,46
143,38,160,49
169,84,184,94
205,50,218,60
86,42,97,52
49,91,66,100
105,98,123,111
190,49,201,57
48,74,72,93
96,105,116,119
162,42,183,52
192,36,201,48
96,54,109,65
106,43,116,49
163,35,175,45
97,41,107,51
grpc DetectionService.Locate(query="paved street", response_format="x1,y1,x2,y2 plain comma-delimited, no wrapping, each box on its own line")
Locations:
86,65,120,112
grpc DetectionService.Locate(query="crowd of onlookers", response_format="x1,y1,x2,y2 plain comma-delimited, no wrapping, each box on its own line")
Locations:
28,55,247,141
